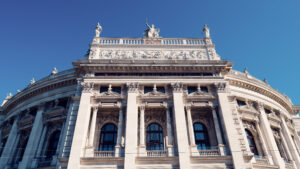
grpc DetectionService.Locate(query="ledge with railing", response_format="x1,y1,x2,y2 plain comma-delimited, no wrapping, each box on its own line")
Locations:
198,148,220,156
94,151,115,157
254,156,269,165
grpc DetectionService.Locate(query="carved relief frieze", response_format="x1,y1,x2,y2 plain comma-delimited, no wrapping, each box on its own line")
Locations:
94,49,211,60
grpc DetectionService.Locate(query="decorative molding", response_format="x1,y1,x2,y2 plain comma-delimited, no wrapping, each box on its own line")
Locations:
215,82,227,93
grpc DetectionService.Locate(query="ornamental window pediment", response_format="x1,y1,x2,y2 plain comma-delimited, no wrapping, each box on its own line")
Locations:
141,85,167,98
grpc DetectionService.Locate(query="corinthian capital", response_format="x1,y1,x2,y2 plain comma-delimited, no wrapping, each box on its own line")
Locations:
81,82,94,93
127,82,139,93
171,82,183,93
214,82,227,93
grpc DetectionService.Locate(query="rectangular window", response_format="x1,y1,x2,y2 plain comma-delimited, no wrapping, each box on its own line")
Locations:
200,86,208,93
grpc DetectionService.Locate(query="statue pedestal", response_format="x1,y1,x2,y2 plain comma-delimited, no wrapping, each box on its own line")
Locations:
115,145,122,157
218,144,225,156
85,147,94,157
190,145,199,156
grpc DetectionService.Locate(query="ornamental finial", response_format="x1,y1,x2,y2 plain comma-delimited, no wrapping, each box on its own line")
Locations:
95,22,102,38
243,67,249,74
6,92,12,99
263,78,268,84
203,24,210,38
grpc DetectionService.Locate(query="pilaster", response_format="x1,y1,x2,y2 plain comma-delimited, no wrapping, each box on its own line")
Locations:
212,107,225,155
171,82,191,169
166,106,174,156
85,106,98,157
19,104,45,169
115,107,124,157
124,82,139,169
186,105,198,156
139,104,146,156
215,82,246,168
67,82,93,169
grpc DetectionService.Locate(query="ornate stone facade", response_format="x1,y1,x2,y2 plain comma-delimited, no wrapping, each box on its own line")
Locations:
0,22,300,169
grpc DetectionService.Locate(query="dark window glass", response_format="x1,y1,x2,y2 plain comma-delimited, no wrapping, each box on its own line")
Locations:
58,97,68,108
15,137,29,163
99,123,117,151
200,86,208,93
0,138,7,157
146,123,164,150
237,100,246,107
144,86,153,94
112,87,121,94
156,87,165,93
100,86,109,93
187,86,197,94
193,122,210,150
264,108,271,114
245,129,258,155
45,130,61,160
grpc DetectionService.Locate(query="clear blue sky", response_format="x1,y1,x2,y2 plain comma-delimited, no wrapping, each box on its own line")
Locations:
0,0,299,105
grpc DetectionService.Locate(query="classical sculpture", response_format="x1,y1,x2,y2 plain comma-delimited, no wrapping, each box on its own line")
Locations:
95,22,102,37
203,24,210,38
144,22,160,38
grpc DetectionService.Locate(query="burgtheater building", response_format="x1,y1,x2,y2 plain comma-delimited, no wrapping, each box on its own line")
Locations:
0,22,300,169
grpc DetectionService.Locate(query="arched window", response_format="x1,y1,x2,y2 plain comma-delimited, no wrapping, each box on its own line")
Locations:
146,123,164,150
99,123,117,151
45,130,61,160
193,122,210,150
245,129,258,155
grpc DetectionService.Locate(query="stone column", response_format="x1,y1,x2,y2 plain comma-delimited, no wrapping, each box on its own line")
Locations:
293,131,300,156
139,105,146,156
124,83,139,169
215,82,246,169
31,125,48,168
186,105,198,156
171,82,191,169
255,123,274,165
85,106,98,157
0,117,19,168
115,107,124,157
211,107,225,155
257,102,285,169
280,116,300,167
166,106,174,156
19,104,45,169
67,82,93,169
279,130,294,164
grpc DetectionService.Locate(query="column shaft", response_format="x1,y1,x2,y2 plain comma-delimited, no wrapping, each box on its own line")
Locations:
0,118,19,168
258,104,285,169
255,123,273,164
212,108,223,145
186,106,195,146
166,107,173,146
19,106,45,169
115,108,124,157
139,106,145,146
88,107,98,147
281,116,300,167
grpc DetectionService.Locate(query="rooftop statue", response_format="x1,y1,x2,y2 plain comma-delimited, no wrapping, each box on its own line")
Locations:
95,22,102,38
203,24,210,38
144,21,160,38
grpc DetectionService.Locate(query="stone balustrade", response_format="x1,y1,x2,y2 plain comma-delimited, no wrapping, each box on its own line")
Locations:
198,149,220,156
94,151,115,157
146,150,168,157
93,37,206,46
